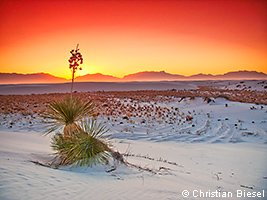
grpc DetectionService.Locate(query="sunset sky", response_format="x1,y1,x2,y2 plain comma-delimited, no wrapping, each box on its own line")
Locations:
0,0,267,79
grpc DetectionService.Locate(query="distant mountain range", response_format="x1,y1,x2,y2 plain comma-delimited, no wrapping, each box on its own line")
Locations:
122,71,186,81
75,73,120,82
0,70,266,84
0,72,66,84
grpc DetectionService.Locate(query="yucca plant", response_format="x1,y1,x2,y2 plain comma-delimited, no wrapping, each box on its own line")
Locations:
44,96,94,138
51,118,111,167
41,45,125,168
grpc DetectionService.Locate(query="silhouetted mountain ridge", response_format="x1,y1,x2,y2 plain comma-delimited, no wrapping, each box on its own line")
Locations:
0,72,66,84
0,70,266,84
122,70,267,81
75,73,119,82
123,71,185,81
221,71,267,79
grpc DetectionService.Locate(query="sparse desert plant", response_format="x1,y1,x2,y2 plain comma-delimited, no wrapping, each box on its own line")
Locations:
51,118,111,167
44,96,94,137
40,45,125,168
68,44,83,94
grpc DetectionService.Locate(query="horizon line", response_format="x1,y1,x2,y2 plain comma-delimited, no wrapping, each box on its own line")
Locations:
1,69,267,80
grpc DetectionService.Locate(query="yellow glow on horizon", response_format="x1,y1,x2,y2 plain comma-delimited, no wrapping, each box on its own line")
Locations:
1,32,266,79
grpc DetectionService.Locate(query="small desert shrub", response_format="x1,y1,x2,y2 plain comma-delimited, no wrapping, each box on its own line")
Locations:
51,118,111,167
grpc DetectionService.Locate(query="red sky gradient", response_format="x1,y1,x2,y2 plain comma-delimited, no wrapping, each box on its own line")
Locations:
0,0,267,79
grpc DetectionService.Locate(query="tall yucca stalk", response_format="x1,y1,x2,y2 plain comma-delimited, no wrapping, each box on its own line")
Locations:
68,44,83,95
44,97,94,138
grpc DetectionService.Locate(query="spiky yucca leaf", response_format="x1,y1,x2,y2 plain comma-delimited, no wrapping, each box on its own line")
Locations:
43,97,94,136
80,118,110,138
51,119,111,167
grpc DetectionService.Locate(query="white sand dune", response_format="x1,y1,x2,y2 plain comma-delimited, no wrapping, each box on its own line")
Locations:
1,97,266,144
0,131,266,200
101,97,267,144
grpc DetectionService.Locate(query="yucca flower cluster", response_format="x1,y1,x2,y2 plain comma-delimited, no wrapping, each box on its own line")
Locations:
69,44,83,71
69,44,83,93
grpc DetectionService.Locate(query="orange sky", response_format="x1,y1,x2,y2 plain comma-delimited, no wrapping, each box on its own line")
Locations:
0,0,267,79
